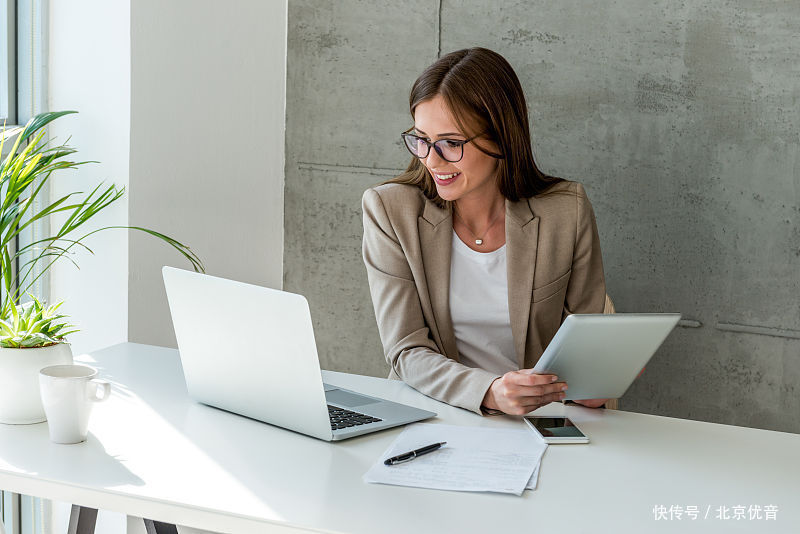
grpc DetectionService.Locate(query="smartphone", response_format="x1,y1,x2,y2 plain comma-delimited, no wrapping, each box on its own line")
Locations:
523,416,589,444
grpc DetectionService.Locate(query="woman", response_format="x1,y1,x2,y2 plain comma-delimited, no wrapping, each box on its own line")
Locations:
362,48,610,416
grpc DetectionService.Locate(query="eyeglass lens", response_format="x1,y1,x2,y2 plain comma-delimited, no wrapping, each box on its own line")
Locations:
403,135,463,162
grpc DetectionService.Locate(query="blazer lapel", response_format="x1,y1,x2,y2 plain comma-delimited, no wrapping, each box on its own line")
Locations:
418,200,459,361
506,198,539,369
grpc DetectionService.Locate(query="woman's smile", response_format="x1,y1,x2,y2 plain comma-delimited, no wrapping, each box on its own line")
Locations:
432,170,462,186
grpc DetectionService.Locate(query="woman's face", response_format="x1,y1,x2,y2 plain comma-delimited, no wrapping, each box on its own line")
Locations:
412,95,500,204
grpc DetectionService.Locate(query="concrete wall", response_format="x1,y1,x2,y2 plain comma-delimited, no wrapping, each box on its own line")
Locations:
129,0,287,347
285,1,800,433
284,2,437,375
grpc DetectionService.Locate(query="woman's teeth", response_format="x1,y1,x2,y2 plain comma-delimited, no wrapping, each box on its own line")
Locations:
436,172,460,180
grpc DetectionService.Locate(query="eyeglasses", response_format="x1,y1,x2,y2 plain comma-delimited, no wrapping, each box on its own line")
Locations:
401,129,480,163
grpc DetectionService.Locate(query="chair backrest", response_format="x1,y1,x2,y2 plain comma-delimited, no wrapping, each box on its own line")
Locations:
603,294,616,314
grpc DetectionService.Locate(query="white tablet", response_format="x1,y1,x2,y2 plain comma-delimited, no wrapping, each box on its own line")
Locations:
531,313,681,400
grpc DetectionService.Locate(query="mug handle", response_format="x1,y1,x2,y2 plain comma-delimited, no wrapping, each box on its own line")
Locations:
88,379,111,402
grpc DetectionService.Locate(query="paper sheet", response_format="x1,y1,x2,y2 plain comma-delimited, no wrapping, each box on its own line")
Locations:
363,423,547,495
525,463,541,490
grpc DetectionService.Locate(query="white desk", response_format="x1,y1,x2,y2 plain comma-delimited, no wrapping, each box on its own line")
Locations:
0,343,797,533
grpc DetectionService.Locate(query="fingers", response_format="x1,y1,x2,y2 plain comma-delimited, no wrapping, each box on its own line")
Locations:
494,389,567,415
514,383,567,399
498,372,567,398
503,371,566,389
491,370,571,415
501,397,561,416
573,398,608,409
517,371,560,386
520,390,566,407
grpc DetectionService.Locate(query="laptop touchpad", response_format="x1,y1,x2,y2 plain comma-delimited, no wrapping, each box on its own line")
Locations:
326,389,380,408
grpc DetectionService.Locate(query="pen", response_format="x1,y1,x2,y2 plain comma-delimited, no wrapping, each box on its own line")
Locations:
384,442,447,465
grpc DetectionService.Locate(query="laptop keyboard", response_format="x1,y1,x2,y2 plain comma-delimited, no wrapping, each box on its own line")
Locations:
328,405,382,431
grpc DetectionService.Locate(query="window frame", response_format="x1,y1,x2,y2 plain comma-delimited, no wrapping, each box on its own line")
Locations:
0,0,16,125
1,1,49,533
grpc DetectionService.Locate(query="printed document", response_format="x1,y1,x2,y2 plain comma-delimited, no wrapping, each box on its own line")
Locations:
526,463,541,490
363,423,547,495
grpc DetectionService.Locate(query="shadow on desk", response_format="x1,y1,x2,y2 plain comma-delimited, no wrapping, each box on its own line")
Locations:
90,345,350,523
0,424,144,489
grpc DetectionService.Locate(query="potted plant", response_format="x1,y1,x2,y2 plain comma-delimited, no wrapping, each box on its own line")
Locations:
0,111,203,424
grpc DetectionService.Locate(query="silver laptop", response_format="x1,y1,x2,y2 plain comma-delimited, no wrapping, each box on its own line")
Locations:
162,267,436,441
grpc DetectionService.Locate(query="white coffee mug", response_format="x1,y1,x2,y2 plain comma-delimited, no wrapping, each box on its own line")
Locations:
39,364,111,444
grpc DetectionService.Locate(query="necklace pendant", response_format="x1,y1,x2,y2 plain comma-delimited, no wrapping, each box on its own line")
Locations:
475,239,483,246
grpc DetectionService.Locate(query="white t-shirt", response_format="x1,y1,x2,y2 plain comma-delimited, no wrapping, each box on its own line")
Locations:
449,231,517,375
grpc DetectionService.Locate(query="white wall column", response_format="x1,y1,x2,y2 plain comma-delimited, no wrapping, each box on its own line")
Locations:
129,0,287,347
47,0,130,357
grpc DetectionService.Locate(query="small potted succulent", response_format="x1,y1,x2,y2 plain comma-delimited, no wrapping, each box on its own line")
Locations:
0,297,76,422
0,110,203,424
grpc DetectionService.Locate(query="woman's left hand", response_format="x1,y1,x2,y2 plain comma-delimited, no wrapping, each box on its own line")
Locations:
572,398,608,408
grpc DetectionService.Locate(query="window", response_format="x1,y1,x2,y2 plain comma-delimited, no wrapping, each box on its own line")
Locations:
1,0,49,307
2,0,48,126
1,2,50,533
0,0,15,125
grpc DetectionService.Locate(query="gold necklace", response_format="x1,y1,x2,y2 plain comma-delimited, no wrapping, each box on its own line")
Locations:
453,208,504,246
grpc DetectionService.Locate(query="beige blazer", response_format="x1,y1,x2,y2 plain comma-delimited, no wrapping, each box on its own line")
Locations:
362,180,607,414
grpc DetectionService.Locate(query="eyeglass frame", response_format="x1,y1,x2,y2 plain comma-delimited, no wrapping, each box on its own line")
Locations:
400,128,482,163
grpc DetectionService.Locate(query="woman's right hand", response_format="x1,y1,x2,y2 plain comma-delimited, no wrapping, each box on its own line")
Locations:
482,371,567,415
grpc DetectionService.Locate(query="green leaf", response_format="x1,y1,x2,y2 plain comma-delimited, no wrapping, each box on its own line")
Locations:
21,301,35,323
1,110,203,333
2,246,12,295
55,329,78,339
0,318,13,335
20,333,57,347
17,111,78,145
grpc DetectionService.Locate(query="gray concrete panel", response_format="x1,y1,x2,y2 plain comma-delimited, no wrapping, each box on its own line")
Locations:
285,163,393,377
285,0,435,376
286,1,800,431
286,0,437,171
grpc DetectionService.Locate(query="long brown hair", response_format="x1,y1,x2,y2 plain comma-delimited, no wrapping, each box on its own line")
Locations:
387,47,562,207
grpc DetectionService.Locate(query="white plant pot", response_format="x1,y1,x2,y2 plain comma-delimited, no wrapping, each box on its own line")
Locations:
0,343,73,424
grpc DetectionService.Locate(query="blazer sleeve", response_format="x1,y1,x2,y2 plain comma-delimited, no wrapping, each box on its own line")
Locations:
563,183,607,316
361,189,500,415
